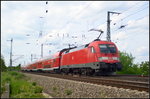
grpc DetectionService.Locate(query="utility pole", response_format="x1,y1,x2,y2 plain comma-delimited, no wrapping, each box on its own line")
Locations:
24,61,25,66
7,38,13,67
10,38,13,67
31,54,33,62
107,11,121,41
68,44,71,48
41,44,43,58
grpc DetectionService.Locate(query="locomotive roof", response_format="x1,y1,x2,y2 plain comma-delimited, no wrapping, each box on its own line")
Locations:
63,40,115,54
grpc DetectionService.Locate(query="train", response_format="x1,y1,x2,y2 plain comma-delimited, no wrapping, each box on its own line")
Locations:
21,39,122,75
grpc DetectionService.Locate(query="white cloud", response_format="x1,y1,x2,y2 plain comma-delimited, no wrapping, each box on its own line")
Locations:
136,46,149,56
112,32,128,40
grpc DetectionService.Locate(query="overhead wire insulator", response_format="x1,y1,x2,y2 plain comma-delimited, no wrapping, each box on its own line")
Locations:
26,34,30,36
118,24,127,29
113,23,116,25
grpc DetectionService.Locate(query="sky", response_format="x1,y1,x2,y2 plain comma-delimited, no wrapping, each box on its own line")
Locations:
1,1,149,67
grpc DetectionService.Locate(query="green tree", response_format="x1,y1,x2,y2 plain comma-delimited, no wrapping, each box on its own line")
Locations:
1,55,7,72
16,64,21,71
117,51,135,74
7,64,21,71
117,51,149,75
139,61,149,76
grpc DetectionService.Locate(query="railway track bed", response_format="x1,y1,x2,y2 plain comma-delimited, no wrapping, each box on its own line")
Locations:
23,72,149,92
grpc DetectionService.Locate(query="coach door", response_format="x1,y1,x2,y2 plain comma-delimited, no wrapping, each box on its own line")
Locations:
38,62,42,69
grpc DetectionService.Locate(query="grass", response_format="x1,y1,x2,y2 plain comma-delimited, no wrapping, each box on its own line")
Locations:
65,89,73,95
0,84,6,96
52,86,57,91
1,71,45,98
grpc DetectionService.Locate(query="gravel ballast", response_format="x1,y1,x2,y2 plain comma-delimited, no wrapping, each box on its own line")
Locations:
23,73,149,98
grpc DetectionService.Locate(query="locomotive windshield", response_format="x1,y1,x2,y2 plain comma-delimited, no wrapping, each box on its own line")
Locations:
99,44,117,53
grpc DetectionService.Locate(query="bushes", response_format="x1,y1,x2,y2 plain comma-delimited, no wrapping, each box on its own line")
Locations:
139,61,149,75
117,51,149,76
10,71,18,76
65,89,73,95
34,86,43,93
1,71,45,98
0,85,5,96
32,82,37,86
1,55,7,72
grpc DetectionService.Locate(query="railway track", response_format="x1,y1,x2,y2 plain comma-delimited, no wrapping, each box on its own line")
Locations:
23,72,149,92
94,75,149,82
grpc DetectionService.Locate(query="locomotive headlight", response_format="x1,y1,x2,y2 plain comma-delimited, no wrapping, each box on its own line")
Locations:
98,57,108,61
112,57,120,61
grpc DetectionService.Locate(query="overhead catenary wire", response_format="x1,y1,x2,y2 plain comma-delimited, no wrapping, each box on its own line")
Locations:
121,1,142,13
120,5,149,21
88,2,147,39
112,2,148,21
110,3,149,33
111,18,146,45
40,1,94,45
111,2,149,26
38,1,149,48
94,1,142,28
111,14,149,33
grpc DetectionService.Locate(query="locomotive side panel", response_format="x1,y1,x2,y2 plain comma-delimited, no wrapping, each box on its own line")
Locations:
60,48,88,67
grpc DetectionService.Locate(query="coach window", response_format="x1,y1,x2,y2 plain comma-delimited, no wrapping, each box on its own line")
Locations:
91,47,96,53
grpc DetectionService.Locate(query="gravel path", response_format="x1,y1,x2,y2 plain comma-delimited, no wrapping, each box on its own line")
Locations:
23,73,149,98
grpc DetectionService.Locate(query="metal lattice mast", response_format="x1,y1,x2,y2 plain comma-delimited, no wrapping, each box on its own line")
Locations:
107,11,121,41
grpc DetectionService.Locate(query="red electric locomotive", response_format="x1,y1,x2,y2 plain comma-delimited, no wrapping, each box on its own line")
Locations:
59,39,122,75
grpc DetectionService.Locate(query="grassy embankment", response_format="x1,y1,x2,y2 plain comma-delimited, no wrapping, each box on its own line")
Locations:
1,71,45,98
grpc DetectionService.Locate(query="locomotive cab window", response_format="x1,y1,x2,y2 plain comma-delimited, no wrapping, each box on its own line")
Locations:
99,44,116,53
91,47,96,53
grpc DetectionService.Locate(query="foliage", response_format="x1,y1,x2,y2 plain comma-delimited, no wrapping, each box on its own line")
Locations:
117,51,149,76
65,89,73,95
139,61,149,75
52,86,57,91
0,84,5,96
34,86,43,93
7,64,21,71
1,71,45,98
32,82,37,86
117,51,135,74
1,55,7,72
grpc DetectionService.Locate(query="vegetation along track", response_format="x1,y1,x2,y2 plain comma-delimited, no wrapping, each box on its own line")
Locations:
23,72,149,92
